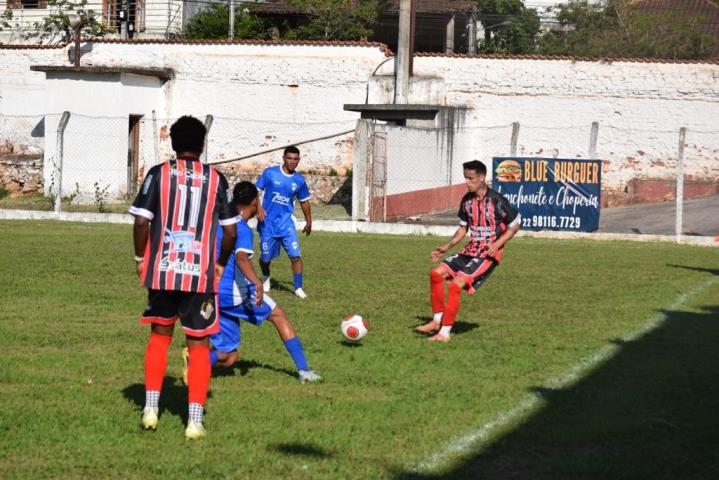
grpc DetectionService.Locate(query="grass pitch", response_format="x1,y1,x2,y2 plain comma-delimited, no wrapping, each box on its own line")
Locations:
0,220,717,479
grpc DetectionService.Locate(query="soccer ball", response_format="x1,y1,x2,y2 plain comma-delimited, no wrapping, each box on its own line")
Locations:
341,314,368,342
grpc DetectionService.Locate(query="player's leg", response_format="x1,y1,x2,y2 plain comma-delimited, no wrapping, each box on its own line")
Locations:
259,235,281,292
417,262,454,334
178,293,220,440
266,303,320,382
140,289,178,430
208,308,242,369
428,277,465,342
283,230,306,299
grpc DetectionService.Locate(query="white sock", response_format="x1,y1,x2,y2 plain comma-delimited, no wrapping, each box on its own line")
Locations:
189,403,204,425
145,390,160,410
432,312,443,323
439,326,452,336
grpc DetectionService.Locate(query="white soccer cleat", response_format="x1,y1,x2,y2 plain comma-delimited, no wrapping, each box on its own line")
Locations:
141,407,158,430
294,287,308,299
262,276,271,292
185,420,207,440
298,370,322,383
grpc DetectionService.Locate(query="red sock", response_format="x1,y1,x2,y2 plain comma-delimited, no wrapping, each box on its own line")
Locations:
441,283,462,327
187,345,211,405
145,331,172,392
430,270,445,315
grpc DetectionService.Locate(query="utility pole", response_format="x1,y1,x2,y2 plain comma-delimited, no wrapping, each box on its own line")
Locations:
120,0,129,40
229,0,235,40
394,0,413,104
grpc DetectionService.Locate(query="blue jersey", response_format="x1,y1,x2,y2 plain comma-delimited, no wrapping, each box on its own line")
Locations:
217,219,257,308
256,165,310,237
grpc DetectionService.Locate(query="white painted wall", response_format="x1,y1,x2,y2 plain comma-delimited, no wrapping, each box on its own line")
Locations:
1,42,717,203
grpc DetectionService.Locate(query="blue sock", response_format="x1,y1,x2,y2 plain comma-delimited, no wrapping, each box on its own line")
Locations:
283,336,309,372
210,350,218,367
293,273,303,290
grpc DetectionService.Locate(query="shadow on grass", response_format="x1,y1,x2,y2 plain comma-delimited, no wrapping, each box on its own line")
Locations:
121,376,211,425
213,358,296,380
396,305,719,479
268,442,332,458
668,264,719,277
413,316,478,336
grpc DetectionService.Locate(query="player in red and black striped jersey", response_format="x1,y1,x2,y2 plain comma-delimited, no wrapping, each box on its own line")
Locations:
416,160,521,342
130,116,238,439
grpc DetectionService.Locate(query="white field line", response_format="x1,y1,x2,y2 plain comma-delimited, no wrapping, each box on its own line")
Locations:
408,276,719,475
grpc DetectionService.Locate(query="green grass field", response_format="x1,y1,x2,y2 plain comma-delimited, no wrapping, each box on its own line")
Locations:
0,220,717,479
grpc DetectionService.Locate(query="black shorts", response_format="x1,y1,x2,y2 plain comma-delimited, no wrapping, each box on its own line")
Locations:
140,289,219,337
440,253,498,294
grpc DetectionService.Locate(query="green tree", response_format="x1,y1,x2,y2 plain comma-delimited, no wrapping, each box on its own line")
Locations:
476,0,541,54
26,0,105,44
284,0,386,41
184,4,269,40
538,0,715,60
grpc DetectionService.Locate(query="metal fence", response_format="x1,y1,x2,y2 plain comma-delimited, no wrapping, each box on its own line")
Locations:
1,112,718,239
359,120,719,240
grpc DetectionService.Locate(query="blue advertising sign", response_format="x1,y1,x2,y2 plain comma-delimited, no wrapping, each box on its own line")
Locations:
492,157,602,232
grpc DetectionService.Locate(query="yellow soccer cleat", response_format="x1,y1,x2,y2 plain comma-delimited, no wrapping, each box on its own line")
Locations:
185,420,207,440
181,347,190,386
141,407,158,430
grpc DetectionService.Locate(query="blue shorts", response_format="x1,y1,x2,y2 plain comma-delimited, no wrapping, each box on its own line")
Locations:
210,295,277,353
260,230,301,262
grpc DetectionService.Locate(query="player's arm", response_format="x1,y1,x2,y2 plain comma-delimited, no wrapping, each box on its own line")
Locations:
132,217,150,277
215,172,238,279
431,225,467,262
235,252,264,306
300,200,312,236
255,170,267,222
486,198,521,258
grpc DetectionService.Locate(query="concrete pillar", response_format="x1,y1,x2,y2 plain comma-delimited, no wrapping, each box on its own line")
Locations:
352,119,370,221
445,15,455,54
468,9,477,56
394,0,411,104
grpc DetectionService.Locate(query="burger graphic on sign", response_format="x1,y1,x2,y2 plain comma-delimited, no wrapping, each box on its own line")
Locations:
495,159,522,182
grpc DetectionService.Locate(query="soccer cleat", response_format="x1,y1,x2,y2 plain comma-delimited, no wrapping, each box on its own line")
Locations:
262,276,271,292
185,420,207,440
416,320,441,334
298,370,322,383
294,287,308,299
141,407,158,430
427,333,451,343
181,347,190,386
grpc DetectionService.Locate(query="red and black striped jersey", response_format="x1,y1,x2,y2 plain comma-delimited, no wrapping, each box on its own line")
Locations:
129,156,238,293
458,189,520,261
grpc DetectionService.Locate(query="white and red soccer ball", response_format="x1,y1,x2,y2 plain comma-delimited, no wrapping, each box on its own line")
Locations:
341,314,368,342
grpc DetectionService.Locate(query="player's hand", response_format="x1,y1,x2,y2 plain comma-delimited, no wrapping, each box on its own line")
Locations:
431,245,448,262
254,281,264,306
257,205,266,222
303,222,312,236
485,243,499,258
215,263,225,282
135,259,144,278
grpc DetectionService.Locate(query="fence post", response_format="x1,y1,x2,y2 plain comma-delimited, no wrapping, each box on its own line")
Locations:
676,127,686,244
54,111,71,213
203,114,214,163
369,131,388,223
510,122,520,156
152,110,159,165
589,122,599,158
352,119,370,221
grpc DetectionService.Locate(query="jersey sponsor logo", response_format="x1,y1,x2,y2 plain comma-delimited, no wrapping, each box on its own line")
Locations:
470,225,493,237
159,258,201,275
170,168,207,182
271,192,291,206
164,228,201,254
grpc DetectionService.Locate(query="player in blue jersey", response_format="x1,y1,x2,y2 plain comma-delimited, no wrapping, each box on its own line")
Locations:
193,181,321,383
256,146,312,299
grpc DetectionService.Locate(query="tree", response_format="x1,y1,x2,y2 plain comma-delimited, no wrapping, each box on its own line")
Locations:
27,0,105,44
538,0,715,60
284,0,386,41
184,4,270,40
476,0,541,54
